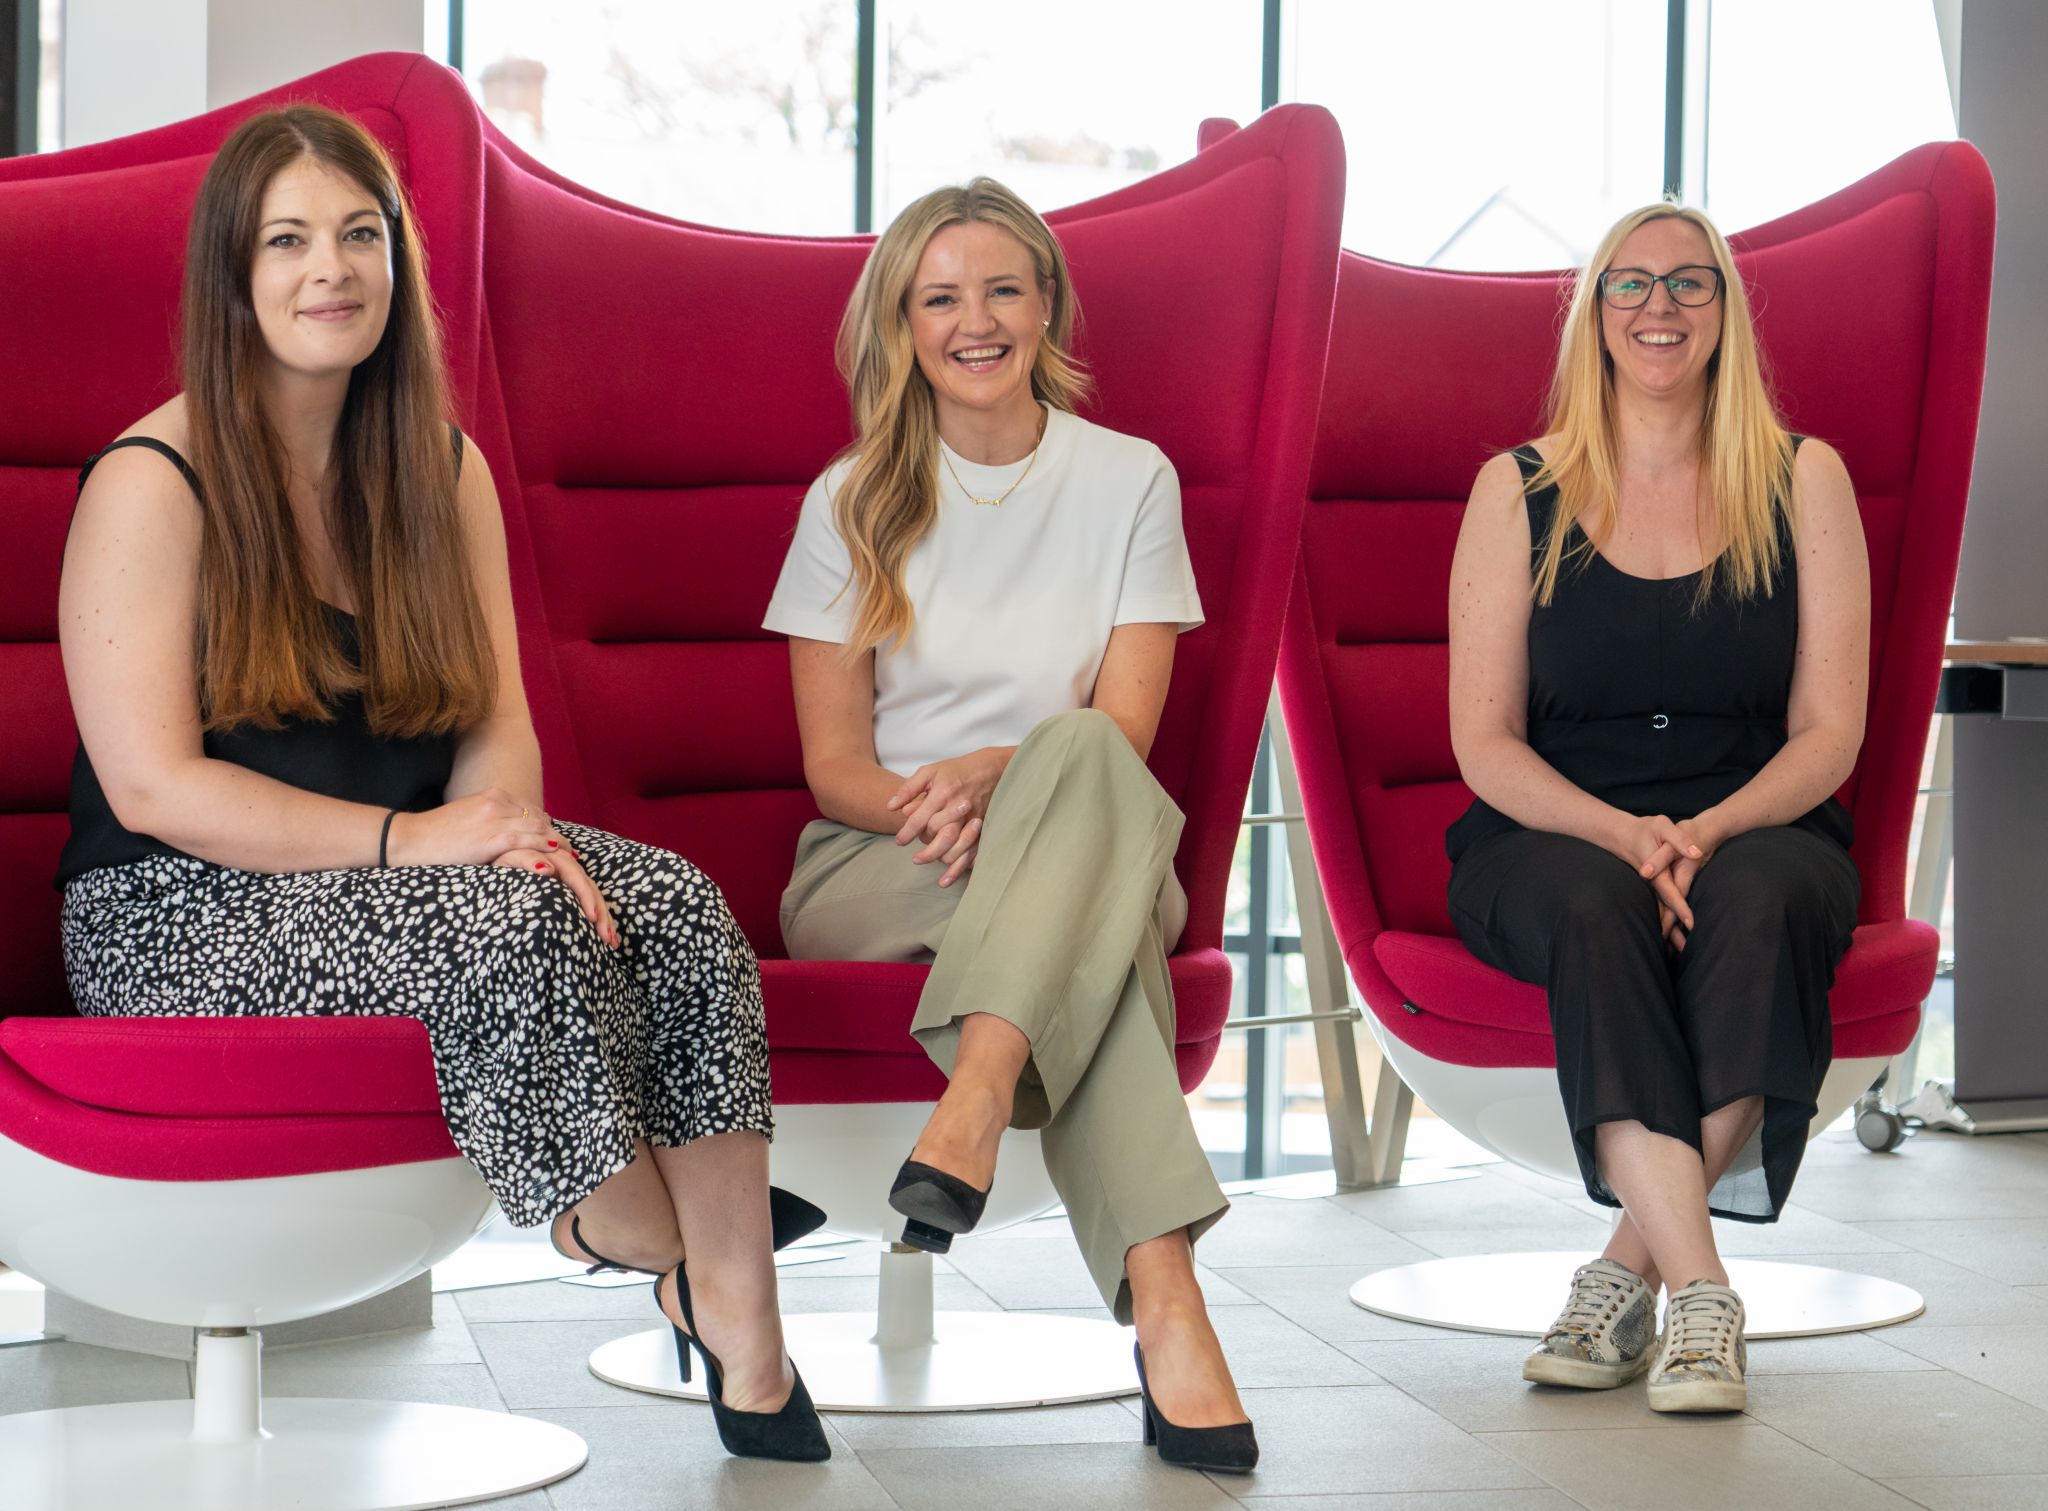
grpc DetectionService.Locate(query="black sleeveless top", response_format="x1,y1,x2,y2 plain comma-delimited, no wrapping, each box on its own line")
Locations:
1446,443,1853,862
54,435,460,888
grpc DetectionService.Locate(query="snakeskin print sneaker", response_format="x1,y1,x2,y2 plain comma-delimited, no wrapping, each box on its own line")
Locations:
1647,1279,1747,1412
1522,1258,1657,1388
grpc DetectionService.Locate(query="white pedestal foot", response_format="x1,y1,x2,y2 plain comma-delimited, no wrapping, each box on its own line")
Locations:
590,1310,1138,1412
0,1398,586,1511
1351,1252,1925,1338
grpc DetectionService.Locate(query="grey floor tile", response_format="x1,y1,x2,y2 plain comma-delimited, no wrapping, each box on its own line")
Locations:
1339,1334,1689,1434
1881,1474,2048,1510
1854,1219,2048,1286
1196,1197,1435,1270
826,1398,1142,1451
1223,1384,1540,1497
268,1291,483,1366
518,1403,895,1510
1480,1421,1925,1511
1238,1494,1584,1511
0,1339,189,1413
1742,1369,2048,1478
471,1318,679,1410
1709,1205,1911,1257
1217,1265,1452,1344
859,1440,1240,1509
1744,1251,2048,1329
263,1358,510,1411
1328,1175,1594,1235
1206,1303,1383,1389
1400,1220,1615,1260
458,1277,666,1325
1786,1161,2048,1223
1874,1324,2048,1410
1744,1331,1943,1376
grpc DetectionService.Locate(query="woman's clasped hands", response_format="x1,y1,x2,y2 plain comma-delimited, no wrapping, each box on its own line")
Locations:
386,786,620,947
1609,811,1723,954
886,747,1015,887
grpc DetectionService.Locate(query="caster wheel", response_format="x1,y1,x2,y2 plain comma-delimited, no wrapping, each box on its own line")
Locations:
1857,1104,1907,1152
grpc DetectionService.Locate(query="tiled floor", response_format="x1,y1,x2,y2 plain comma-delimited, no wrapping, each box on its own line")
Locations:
7,1125,2047,1509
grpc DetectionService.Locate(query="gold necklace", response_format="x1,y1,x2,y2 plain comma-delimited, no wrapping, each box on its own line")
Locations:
940,410,1048,507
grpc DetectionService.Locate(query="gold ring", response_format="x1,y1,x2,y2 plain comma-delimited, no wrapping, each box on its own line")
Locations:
521,806,530,819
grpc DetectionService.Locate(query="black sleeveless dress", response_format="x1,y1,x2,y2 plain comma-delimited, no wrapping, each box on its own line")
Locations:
1446,445,1859,1222
56,436,774,1227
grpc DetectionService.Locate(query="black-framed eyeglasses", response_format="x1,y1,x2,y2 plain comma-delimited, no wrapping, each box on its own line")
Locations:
1597,265,1723,309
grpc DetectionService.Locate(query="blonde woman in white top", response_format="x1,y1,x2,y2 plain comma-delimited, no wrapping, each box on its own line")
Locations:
767,179,1255,1472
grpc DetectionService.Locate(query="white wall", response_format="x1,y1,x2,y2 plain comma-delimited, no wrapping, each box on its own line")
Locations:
205,0,421,113
63,0,207,148
62,0,425,148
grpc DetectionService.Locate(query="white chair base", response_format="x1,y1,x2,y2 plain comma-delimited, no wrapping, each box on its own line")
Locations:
590,1245,1137,1412
0,1329,586,1511
1352,1252,1924,1338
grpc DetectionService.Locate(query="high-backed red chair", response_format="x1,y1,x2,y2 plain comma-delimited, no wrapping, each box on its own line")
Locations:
0,56,590,1511
467,99,1345,1409
1264,139,1994,1335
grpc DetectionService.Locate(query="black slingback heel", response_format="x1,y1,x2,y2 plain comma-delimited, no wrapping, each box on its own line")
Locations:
554,1186,829,1275
887,1158,990,1254
1134,1342,1258,1474
657,1264,831,1462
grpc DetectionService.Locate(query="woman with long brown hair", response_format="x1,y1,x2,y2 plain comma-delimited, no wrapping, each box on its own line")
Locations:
768,178,1256,1473
1446,204,1869,1412
56,105,827,1463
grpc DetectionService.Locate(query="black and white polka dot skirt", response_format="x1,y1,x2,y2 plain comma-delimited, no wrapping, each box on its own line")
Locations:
58,820,772,1228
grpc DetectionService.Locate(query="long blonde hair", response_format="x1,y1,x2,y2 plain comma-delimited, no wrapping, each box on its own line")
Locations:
831,178,1092,655
1529,204,1795,607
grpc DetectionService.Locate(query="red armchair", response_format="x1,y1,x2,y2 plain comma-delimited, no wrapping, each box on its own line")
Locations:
1264,141,1995,1335
0,46,1347,1456
469,93,1345,1408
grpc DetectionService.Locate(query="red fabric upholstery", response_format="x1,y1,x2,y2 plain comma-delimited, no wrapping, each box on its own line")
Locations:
1249,129,1996,1073
0,1017,444,1116
0,57,1343,1180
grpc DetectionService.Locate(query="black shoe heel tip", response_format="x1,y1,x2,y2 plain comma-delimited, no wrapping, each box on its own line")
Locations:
900,1218,954,1254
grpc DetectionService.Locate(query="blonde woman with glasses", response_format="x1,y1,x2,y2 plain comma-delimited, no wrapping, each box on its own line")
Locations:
1445,206,1869,1412
766,179,1255,1473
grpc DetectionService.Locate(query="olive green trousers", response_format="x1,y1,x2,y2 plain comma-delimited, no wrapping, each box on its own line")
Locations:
779,708,1228,1323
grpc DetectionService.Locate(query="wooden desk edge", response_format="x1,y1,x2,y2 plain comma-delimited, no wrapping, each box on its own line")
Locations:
1945,641,2048,666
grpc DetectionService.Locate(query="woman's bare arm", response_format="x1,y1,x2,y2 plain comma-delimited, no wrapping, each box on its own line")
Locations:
788,637,907,835
60,445,399,871
1448,451,1641,856
1090,621,1176,760
1691,439,1869,848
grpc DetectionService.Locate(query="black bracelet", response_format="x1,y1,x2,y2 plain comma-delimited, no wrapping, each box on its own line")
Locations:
378,809,399,869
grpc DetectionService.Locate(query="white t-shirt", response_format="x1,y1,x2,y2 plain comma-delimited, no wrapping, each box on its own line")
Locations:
763,405,1204,776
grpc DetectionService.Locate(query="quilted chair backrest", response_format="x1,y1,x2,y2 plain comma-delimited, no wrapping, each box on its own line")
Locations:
1275,142,1995,982
0,55,490,1018
471,108,1347,955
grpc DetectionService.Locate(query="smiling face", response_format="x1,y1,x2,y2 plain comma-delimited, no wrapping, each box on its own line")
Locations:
248,157,394,383
907,220,1054,434
1599,215,1724,404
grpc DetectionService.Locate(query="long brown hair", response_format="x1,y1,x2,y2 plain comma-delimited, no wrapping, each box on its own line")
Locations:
1530,204,1795,608
182,104,493,736
832,178,1092,656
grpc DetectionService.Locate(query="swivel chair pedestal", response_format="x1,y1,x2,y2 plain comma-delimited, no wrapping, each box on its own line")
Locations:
589,1103,1141,1412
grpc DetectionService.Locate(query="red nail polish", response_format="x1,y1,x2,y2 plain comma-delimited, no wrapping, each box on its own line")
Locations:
534,862,547,872
572,849,583,859
547,840,559,849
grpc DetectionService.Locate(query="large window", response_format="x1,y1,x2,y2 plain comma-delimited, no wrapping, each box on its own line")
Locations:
1287,0,1669,270
445,0,1963,1175
461,3,857,233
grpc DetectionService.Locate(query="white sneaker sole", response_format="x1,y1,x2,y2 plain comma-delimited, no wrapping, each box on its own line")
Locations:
1522,1350,1651,1390
1648,1376,1747,1412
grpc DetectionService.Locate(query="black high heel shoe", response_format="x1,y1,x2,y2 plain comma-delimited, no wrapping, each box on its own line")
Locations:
554,1187,829,1275
1133,1342,1258,1474
887,1158,989,1254
657,1264,831,1462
